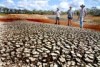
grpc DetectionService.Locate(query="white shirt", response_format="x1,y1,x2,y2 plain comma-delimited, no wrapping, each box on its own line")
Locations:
80,8,86,18
56,10,61,17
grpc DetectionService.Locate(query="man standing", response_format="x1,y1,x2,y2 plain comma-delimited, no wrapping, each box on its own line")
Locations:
80,4,87,28
55,8,61,25
67,6,73,26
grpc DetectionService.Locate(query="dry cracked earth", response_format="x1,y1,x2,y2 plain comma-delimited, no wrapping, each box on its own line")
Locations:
0,21,100,67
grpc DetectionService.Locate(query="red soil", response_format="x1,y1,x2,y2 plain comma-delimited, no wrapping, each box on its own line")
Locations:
0,15,100,31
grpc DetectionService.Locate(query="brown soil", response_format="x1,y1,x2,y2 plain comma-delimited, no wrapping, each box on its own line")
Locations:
0,14,100,31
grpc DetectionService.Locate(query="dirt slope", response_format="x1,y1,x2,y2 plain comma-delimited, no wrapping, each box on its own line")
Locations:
0,14,100,31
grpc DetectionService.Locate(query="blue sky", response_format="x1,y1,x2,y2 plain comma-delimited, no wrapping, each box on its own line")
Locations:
0,0,100,11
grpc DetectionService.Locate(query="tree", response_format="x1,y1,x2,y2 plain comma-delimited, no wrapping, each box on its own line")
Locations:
89,7,100,16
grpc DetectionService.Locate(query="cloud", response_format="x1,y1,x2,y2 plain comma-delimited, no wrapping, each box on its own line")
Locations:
52,0,85,11
17,0,49,10
59,1,69,11
31,0,49,10
0,0,100,11
97,6,100,9
2,0,15,8
6,0,14,4
59,1,69,8
0,4,5,7
16,0,84,11
57,0,84,11
17,0,28,9
70,0,84,7
34,0,48,7
50,5,58,11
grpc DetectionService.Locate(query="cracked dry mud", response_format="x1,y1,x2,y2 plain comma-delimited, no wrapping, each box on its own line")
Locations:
0,21,100,67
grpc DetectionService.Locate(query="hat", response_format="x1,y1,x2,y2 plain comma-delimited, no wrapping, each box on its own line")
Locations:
57,8,59,11
80,4,85,7
57,8,59,9
69,6,72,8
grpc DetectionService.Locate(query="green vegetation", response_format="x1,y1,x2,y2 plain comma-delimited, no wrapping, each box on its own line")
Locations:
0,6,69,15
86,7,100,16
0,6,100,16
87,7,100,16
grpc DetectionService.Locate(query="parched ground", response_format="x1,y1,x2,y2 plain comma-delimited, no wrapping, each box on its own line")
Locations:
0,20,100,67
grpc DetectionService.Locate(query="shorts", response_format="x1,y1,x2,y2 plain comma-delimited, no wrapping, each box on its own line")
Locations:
68,17,73,19
56,17,60,20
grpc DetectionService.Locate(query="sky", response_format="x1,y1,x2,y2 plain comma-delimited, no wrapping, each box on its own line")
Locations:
0,0,100,11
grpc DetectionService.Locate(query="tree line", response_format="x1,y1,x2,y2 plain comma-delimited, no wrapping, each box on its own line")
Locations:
0,6,100,16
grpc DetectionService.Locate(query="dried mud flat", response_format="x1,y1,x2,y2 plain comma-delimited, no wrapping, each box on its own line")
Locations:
0,21,100,67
